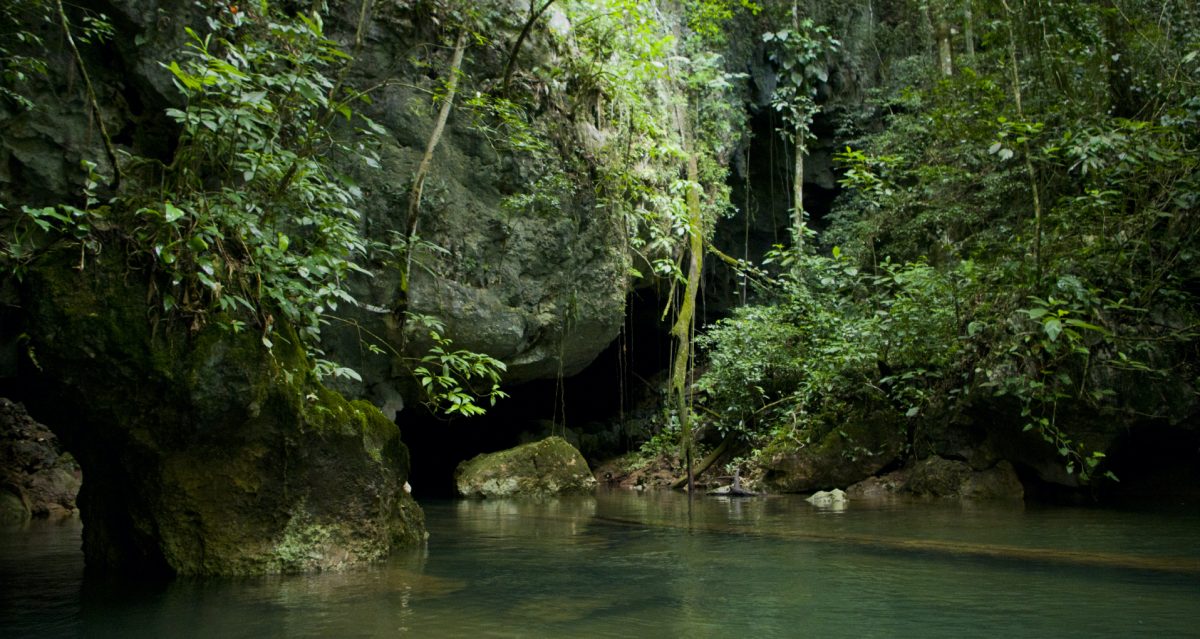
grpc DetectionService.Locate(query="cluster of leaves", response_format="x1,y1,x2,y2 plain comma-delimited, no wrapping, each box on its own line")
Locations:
3,2,508,416
142,7,378,367
543,0,752,286
808,0,1200,481
408,316,508,417
0,0,112,110
696,248,959,456
762,19,840,144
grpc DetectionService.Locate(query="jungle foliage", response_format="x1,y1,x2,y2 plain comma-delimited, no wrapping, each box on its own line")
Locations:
0,1,507,416
697,0,1200,482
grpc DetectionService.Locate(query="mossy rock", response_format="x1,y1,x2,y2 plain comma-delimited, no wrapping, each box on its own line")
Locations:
906,456,1024,500
455,436,597,498
0,489,30,526
14,245,425,576
758,407,906,493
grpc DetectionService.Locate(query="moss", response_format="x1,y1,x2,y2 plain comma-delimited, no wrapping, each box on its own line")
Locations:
351,399,402,466
455,436,596,498
0,490,31,526
17,240,425,576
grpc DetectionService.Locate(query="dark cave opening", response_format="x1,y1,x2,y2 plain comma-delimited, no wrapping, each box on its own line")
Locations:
400,287,674,498
1096,424,1200,507
707,107,843,315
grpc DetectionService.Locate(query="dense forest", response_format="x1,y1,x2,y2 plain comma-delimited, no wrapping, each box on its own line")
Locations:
0,0,1197,576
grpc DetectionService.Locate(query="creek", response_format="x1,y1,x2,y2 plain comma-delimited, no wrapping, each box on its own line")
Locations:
2,490,1198,637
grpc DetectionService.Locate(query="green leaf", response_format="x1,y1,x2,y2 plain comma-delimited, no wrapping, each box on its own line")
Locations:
164,202,185,223
189,235,209,252
1063,318,1111,335
165,61,201,91
1043,318,1062,342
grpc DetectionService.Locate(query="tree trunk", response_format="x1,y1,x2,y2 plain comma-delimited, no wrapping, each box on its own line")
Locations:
793,129,805,247
669,146,703,495
963,0,976,66
1000,0,1042,283
937,28,953,75
667,91,704,495
403,30,468,293
501,0,556,95
791,0,805,249
934,5,954,76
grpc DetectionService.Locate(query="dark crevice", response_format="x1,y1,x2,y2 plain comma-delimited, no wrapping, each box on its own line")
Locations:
400,287,674,498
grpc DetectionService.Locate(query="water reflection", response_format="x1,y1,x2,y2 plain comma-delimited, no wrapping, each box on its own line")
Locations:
2,492,1198,638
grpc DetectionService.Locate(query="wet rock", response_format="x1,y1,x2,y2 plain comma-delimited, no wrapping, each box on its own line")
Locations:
455,436,597,498
0,489,29,525
806,488,847,506
846,471,909,499
960,461,1025,500
0,398,80,520
905,456,977,497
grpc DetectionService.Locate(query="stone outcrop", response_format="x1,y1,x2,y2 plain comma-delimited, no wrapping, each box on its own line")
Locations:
847,456,1025,500
0,0,631,413
455,436,596,498
14,248,424,575
0,398,80,523
0,0,638,574
759,410,906,493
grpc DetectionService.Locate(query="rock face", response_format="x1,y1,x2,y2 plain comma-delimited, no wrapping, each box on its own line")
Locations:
455,436,596,498
262,2,627,401
14,249,424,575
759,411,906,493
0,398,81,522
847,456,1024,500
0,0,630,412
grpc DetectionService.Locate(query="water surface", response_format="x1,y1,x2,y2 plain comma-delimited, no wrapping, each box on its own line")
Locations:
2,490,1198,637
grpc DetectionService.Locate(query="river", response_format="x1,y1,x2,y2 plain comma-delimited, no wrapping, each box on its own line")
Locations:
2,490,1198,637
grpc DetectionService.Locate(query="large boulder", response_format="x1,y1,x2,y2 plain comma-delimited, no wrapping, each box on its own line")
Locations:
278,2,630,401
455,436,596,498
14,248,424,575
905,456,1024,500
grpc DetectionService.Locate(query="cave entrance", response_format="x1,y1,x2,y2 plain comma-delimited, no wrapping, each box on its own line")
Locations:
400,287,673,498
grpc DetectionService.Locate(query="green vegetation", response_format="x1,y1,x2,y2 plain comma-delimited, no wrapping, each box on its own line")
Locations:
694,0,1200,484
3,0,1197,491
1,1,505,416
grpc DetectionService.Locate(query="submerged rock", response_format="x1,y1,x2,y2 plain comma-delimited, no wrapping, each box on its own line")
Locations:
806,488,848,507
455,436,597,498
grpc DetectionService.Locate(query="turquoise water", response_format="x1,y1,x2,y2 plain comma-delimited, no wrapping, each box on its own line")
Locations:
2,490,1199,637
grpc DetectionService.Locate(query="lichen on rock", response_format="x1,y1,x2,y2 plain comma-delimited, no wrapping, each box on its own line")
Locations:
455,436,597,498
